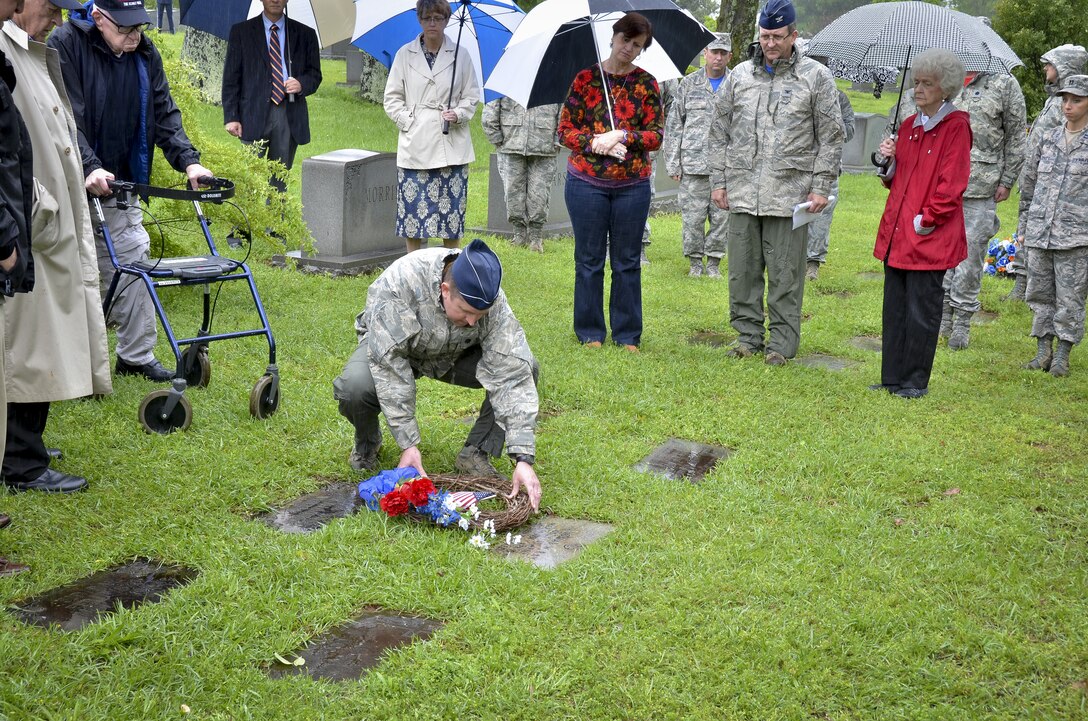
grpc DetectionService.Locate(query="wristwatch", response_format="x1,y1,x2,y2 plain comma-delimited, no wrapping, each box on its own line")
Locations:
511,453,535,467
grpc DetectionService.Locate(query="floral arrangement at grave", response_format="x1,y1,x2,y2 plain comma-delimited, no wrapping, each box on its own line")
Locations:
984,236,1019,277
358,468,528,548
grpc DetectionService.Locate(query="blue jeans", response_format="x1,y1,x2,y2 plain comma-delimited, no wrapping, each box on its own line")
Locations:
565,173,651,346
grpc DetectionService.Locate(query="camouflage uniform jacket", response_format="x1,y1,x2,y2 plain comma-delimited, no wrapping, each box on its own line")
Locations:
893,73,1026,198
709,52,844,216
355,248,538,454
1018,126,1088,250
1024,46,1088,175
482,98,560,157
663,67,728,177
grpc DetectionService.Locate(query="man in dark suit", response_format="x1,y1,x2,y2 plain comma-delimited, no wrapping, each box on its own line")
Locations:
222,0,321,194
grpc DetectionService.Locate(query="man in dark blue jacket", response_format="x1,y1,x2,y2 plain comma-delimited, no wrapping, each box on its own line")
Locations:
49,0,211,382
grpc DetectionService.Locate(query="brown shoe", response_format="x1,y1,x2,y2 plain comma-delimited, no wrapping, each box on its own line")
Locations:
764,351,788,366
0,513,9,529
0,558,30,577
726,343,755,359
455,445,506,479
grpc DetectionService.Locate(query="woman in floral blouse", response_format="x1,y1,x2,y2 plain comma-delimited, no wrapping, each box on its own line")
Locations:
558,12,663,352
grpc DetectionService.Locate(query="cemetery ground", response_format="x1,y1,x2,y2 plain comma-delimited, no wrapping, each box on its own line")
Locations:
2,35,1087,721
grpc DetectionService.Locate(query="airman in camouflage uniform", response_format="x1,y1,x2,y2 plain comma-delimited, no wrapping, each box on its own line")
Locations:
332,241,542,508
1008,44,1088,300
1017,74,1088,377
482,98,561,253
896,69,1027,348
664,33,732,279
805,88,855,280
709,0,844,365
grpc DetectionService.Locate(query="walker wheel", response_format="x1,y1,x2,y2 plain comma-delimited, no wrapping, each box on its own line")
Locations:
138,389,193,435
181,345,211,388
249,374,280,419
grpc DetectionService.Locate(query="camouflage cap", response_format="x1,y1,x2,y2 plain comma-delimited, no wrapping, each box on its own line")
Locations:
1057,74,1088,98
707,32,732,52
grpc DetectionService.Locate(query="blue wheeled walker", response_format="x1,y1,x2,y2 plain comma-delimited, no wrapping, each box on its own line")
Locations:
90,178,279,434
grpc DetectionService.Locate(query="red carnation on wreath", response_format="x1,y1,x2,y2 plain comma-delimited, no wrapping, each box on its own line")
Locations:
402,478,436,507
379,488,411,516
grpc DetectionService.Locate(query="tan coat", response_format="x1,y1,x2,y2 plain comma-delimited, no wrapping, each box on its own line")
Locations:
0,22,111,402
384,35,480,170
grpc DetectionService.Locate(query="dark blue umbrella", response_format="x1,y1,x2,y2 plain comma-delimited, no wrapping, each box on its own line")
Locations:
179,0,250,40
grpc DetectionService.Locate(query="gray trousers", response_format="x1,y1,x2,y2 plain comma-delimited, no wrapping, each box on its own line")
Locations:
806,175,840,264
943,197,1000,313
246,102,297,194
97,201,157,366
1027,246,1088,344
727,213,808,357
680,173,728,259
333,341,538,459
496,153,556,230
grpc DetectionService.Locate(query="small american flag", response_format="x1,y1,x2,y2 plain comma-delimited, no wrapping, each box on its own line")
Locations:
447,490,496,510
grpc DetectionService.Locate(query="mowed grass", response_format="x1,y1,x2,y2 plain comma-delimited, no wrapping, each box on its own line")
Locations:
1,33,1086,721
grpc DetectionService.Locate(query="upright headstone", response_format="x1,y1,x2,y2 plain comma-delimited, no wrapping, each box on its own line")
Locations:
321,39,351,60
345,47,365,88
287,150,404,274
842,112,891,174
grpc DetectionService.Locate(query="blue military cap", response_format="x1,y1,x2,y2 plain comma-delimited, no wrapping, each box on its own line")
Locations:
759,0,795,29
452,239,502,310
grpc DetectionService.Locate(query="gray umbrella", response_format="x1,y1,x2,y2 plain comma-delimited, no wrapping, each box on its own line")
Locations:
807,0,1022,75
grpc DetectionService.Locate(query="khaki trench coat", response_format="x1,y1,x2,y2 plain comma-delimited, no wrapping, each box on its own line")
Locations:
0,22,111,402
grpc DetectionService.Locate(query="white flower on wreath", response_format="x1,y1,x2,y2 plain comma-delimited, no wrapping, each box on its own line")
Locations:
469,533,490,549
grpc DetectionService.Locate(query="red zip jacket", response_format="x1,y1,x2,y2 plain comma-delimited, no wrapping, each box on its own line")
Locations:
874,108,972,271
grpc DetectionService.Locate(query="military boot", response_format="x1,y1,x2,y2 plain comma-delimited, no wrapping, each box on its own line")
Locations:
1003,273,1027,302
938,301,953,338
948,310,973,350
705,257,723,279
455,444,506,479
805,260,820,281
1022,335,1053,371
349,441,381,472
688,257,703,277
1049,340,1073,377
511,224,529,247
528,227,544,253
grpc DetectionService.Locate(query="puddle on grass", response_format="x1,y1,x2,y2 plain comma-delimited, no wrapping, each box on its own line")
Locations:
494,516,614,570
634,438,733,483
849,335,882,353
689,330,732,348
260,483,362,534
795,354,861,371
857,271,884,281
14,558,197,632
973,310,999,325
267,610,444,682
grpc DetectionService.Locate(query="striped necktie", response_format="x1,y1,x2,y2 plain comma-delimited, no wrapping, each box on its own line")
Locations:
269,24,285,105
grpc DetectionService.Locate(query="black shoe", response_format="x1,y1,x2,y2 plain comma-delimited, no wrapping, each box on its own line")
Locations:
47,448,63,461
115,357,174,382
893,387,928,399
5,468,88,494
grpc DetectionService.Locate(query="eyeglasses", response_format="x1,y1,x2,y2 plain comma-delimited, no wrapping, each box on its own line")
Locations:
100,12,149,35
421,15,448,25
758,31,792,44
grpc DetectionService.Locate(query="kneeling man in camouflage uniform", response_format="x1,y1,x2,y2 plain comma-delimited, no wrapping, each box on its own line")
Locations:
333,240,541,510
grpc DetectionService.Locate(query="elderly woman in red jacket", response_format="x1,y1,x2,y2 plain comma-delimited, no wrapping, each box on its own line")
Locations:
872,48,972,399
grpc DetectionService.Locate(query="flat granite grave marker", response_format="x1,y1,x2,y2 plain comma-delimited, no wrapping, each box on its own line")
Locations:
850,336,883,353
795,354,861,371
689,330,732,347
973,310,999,325
634,438,732,483
494,517,614,570
14,558,197,632
268,610,443,682
260,483,361,534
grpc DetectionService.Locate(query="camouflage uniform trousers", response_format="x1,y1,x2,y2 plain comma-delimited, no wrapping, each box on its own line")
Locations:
1026,246,1088,344
496,153,557,231
806,176,840,264
943,197,1000,313
679,174,728,259
727,213,808,358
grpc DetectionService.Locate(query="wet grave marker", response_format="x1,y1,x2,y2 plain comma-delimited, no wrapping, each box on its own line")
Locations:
260,483,361,534
494,516,614,570
850,335,883,353
634,438,732,483
689,330,731,348
267,609,443,682
14,558,197,632
795,354,861,371
973,310,999,325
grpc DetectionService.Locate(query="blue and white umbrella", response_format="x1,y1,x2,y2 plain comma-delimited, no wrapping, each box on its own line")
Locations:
352,0,524,103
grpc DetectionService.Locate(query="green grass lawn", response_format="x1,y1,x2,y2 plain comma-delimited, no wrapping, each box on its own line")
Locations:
2,33,1087,721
